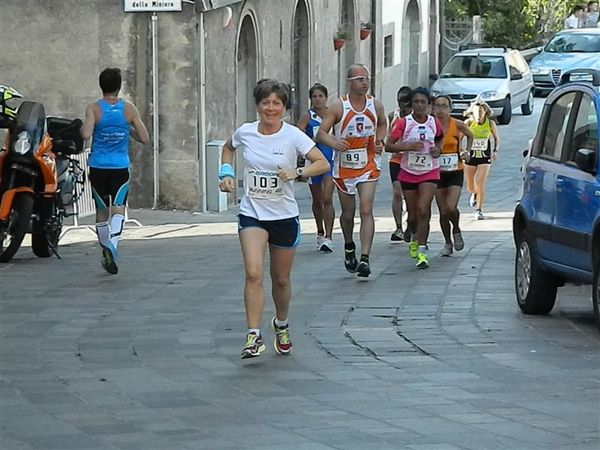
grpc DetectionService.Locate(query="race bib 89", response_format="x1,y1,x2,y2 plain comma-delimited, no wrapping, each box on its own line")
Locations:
340,148,368,169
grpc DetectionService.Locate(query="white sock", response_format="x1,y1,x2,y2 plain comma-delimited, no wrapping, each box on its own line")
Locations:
274,318,288,328
418,245,427,254
248,328,261,336
109,214,125,249
96,222,110,248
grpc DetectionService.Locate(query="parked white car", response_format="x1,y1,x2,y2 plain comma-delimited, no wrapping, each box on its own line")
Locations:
430,47,535,125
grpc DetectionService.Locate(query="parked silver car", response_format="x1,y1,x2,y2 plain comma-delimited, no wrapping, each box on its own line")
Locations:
430,47,535,125
529,28,600,96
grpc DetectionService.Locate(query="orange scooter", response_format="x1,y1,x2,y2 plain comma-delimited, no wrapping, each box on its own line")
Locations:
0,86,84,262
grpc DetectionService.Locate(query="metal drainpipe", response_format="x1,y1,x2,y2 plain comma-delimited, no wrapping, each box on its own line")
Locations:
151,13,160,209
370,0,379,96
198,10,207,212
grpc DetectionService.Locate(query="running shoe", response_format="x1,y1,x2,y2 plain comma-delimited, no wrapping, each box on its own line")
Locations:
356,260,371,278
241,332,266,359
409,240,419,259
390,227,404,242
416,252,429,269
316,234,325,250
469,193,477,208
101,246,118,275
453,232,465,251
319,238,334,253
344,247,358,273
475,209,484,220
272,317,292,355
439,243,453,257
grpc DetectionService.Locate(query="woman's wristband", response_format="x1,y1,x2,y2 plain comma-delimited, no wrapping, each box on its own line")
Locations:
219,163,235,180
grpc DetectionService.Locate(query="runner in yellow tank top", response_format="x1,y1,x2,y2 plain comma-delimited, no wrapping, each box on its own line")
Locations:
316,64,388,279
463,101,500,220
432,95,473,256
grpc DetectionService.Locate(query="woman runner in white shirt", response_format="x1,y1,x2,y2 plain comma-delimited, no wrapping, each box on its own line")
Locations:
219,79,329,359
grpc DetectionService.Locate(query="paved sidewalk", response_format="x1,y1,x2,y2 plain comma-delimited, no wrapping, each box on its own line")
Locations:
1,100,599,449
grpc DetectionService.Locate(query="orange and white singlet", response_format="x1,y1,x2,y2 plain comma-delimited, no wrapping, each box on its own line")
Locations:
332,95,380,193
389,108,402,165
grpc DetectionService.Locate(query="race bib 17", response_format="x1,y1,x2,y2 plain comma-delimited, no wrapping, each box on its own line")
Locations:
439,154,459,171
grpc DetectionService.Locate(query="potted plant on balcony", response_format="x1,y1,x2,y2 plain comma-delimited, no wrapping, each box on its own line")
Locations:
360,22,372,40
333,28,347,51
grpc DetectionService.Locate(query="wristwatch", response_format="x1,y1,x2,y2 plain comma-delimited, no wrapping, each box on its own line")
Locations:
295,167,305,177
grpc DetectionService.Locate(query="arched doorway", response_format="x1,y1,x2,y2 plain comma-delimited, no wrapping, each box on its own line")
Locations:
292,0,310,122
235,14,258,201
403,0,421,87
236,15,258,125
339,0,356,95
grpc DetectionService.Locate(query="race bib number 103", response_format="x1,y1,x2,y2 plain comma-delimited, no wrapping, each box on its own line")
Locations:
246,169,283,199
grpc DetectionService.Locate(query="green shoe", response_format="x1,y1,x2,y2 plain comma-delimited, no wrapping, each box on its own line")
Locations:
241,332,266,359
409,240,419,259
416,252,429,269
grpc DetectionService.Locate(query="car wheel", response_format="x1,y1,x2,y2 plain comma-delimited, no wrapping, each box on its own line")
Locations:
593,253,600,331
521,90,534,116
498,97,512,125
515,229,557,315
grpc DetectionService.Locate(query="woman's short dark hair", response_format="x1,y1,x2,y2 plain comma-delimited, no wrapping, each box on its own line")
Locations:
99,68,122,94
397,85,412,98
433,94,453,109
309,83,328,98
410,87,432,104
253,79,289,107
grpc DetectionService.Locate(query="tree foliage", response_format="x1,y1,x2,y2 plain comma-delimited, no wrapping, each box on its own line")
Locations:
444,0,574,48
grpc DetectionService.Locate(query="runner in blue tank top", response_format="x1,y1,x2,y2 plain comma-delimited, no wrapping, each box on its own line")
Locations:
296,83,336,253
80,68,149,275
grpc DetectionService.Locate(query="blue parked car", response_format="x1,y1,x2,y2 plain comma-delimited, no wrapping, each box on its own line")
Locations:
530,28,600,96
514,69,600,329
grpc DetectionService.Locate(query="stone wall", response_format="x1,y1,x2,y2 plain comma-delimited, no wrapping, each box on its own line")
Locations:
0,0,399,211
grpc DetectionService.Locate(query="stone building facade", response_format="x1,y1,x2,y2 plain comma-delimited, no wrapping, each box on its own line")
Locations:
0,0,439,211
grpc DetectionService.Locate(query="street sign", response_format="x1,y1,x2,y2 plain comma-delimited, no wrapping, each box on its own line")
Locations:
124,0,182,12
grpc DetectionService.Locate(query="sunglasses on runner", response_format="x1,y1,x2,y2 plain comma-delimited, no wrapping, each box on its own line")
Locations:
347,76,371,82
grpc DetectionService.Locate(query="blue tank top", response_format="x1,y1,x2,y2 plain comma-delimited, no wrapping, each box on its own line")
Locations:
89,99,130,169
305,109,333,160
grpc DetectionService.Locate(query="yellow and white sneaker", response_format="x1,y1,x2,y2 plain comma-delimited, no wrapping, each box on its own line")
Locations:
416,252,429,269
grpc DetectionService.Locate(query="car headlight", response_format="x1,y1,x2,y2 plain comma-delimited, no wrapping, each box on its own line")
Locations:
431,90,442,97
531,68,550,75
479,91,498,100
14,131,32,155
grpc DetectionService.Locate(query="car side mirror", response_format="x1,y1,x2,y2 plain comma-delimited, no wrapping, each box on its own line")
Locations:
574,148,596,174
536,46,543,53
429,73,439,81
511,73,523,81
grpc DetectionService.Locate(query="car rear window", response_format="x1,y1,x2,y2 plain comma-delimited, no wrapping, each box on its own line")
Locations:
565,94,598,162
540,92,577,159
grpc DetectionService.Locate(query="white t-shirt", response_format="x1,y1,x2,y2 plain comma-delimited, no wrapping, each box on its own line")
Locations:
232,121,315,220
564,15,579,29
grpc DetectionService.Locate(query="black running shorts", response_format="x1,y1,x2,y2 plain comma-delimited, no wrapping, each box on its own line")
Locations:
238,214,300,248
